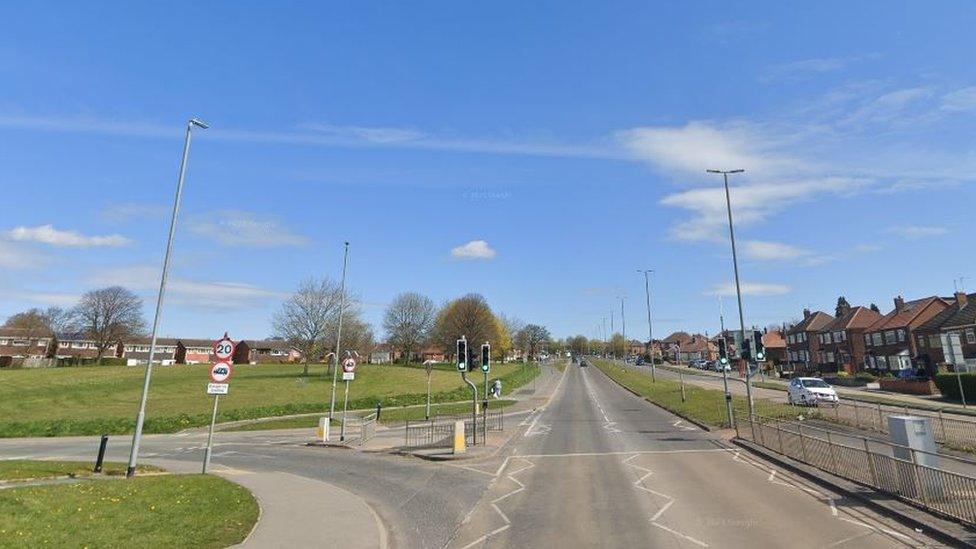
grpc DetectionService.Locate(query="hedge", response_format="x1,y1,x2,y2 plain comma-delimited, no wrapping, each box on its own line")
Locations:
934,372,976,401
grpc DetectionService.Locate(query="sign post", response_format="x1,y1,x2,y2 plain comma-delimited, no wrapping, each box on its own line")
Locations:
339,355,356,442
203,335,234,474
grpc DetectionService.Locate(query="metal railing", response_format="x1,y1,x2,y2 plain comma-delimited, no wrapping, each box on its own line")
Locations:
404,408,505,448
822,399,976,450
341,412,377,446
736,411,976,526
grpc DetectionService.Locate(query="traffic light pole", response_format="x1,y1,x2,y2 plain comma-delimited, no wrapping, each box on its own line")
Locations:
461,371,478,445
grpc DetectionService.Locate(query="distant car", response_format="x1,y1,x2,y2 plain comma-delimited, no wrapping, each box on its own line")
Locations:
690,359,707,369
713,361,731,372
787,377,839,406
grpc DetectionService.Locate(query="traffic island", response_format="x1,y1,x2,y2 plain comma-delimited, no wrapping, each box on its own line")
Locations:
0,466,259,548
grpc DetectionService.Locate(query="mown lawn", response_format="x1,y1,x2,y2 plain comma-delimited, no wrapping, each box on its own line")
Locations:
592,359,807,428
0,362,539,437
0,460,162,481
0,474,257,548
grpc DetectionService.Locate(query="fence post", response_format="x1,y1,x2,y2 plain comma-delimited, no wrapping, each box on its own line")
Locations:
852,403,860,428
938,409,948,443
776,422,785,454
826,429,839,473
877,404,885,432
733,410,740,439
908,447,929,507
798,422,809,463
863,437,878,487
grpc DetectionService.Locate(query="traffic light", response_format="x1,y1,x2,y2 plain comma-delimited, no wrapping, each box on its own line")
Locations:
456,338,468,372
717,338,729,365
739,331,751,361
754,330,766,362
481,343,491,372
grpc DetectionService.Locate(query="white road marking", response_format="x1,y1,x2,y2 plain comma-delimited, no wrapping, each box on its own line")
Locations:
623,453,709,547
651,522,709,547
458,457,535,549
518,448,734,459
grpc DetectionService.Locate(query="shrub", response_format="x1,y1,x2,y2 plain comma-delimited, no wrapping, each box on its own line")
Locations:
855,371,878,382
934,372,976,401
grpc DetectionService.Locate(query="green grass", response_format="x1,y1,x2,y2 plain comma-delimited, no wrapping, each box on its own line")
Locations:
0,362,540,437
224,399,519,432
0,474,257,548
593,359,808,428
0,460,162,481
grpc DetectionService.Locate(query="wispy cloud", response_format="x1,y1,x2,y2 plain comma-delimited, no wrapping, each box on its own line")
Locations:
886,225,948,239
451,240,496,260
742,240,809,261
91,265,284,310
300,122,426,144
760,54,878,82
100,202,169,224
0,241,47,269
6,224,131,247
705,281,791,297
187,210,309,247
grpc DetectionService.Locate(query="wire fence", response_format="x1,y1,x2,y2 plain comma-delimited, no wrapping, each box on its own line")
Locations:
736,411,976,526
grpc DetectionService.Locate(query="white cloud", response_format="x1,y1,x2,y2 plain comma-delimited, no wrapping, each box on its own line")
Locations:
6,224,131,247
21,292,80,306
301,123,426,144
188,211,309,247
91,265,284,310
100,202,168,224
451,240,496,260
705,282,791,297
886,225,947,239
760,55,877,82
0,241,46,269
617,122,791,175
742,240,809,261
941,87,976,113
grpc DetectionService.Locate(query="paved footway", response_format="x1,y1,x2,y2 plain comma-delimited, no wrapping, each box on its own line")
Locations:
447,363,942,548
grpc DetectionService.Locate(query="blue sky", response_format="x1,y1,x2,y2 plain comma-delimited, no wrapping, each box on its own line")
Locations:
2,2,976,341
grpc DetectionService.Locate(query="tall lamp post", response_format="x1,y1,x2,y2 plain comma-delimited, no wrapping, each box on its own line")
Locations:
706,168,753,418
638,269,656,382
126,118,209,478
328,242,350,432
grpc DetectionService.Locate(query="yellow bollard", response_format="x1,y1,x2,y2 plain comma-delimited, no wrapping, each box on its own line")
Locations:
453,420,466,454
317,417,330,442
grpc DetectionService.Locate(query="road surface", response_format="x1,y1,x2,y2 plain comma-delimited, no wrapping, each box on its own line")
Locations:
447,362,940,548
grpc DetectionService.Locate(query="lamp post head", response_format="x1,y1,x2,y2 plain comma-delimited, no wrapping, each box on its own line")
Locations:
189,118,210,129
706,169,744,174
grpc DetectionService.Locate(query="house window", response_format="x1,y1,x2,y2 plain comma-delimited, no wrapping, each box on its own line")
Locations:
897,330,905,342
833,331,844,342
864,334,872,347
884,331,896,344
918,335,926,348
930,335,942,348
873,333,883,346
826,352,835,363
967,330,976,344
800,333,807,342
788,334,795,344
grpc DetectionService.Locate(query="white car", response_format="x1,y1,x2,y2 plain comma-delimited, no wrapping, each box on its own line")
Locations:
787,377,839,406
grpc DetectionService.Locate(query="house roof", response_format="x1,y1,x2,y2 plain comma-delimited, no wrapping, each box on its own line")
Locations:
679,334,715,353
662,331,693,344
865,297,947,333
762,330,787,349
246,339,293,351
919,294,976,331
821,306,881,332
126,337,180,346
0,327,54,338
787,311,834,334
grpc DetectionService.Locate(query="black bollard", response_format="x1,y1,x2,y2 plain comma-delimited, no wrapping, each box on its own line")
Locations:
94,434,109,473
375,402,382,421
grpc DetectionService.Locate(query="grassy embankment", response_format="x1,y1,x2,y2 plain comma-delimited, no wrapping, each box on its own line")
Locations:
0,361,539,437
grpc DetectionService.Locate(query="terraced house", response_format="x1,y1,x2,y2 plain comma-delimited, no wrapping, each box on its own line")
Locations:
785,309,834,371
914,292,976,373
863,295,951,373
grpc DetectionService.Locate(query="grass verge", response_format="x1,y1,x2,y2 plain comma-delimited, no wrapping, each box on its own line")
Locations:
0,362,539,437
0,460,162,482
592,359,809,428
0,474,258,548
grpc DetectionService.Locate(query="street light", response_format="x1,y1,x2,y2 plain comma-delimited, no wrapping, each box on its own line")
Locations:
328,241,350,433
126,117,208,478
706,168,753,418
638,269,656,382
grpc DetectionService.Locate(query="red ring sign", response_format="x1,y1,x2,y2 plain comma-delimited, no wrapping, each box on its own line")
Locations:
214,338,235,361
342,358,357,373
210,362,233,383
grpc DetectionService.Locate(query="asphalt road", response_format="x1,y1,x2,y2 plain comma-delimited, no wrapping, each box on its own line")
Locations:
446,363,942,548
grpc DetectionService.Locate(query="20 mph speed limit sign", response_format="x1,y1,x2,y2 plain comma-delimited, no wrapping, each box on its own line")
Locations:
210,362,233,383
214,336,235,361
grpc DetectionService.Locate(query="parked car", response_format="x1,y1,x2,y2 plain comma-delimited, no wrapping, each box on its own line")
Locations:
689,359,707,369
787,377,839,407
713,361,731,372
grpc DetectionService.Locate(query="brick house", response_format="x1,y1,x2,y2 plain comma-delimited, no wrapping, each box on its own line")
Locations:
668,333,716,362
761,330,787,365
175,339,217,364
122,337,179,365
863,295,951,373
0,327,53,359
816,303,881,373
233,339,300,364
786,310,834,371
914,292,976,373
662,332,693,362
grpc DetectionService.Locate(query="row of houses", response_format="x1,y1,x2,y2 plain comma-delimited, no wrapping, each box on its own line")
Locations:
0,328,299,365
784,291,976,375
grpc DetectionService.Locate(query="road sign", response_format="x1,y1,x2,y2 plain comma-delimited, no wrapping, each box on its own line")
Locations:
342,357,357,373
213,336,235,361
342,371,355,381
210,361,232,383
207,382,229,395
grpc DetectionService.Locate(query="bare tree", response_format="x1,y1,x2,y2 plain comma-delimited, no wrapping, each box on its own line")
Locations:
383,292,436,364
3,309,52,357
74,287,146,363
42,306,77,335
516,324,552,360
432,294,499,359
273,277,343,376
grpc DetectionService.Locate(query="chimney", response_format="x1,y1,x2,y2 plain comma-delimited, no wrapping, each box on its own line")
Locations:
893,295,905,312
956,292,968,308
803,308,811,319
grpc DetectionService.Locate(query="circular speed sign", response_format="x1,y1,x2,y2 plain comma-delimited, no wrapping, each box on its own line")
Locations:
213,337,235,361
342,357,357,373
210,362,233,383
